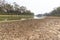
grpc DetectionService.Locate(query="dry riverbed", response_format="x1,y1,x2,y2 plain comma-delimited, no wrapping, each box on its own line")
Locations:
0,16,60,40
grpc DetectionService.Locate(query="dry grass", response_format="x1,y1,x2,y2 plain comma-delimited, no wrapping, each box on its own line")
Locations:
0,17,60,40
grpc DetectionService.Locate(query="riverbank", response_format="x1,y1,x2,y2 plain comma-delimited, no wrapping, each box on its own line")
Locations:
0,16,60,40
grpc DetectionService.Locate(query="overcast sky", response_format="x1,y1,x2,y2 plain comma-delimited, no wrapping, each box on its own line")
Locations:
6,0,60,15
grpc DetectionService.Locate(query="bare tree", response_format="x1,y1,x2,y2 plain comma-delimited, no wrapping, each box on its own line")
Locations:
0,0,5,7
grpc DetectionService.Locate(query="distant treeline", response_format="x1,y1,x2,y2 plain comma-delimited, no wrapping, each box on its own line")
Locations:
0,2,34,15
36,7,60,17
44,7,60,16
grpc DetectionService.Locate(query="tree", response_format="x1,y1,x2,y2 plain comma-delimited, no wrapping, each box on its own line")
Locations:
13,2,20,11
0,0,5,10
0,1,34,15
0,0,5,7
50,7,60,16
3,3,13,13
19,6,27,13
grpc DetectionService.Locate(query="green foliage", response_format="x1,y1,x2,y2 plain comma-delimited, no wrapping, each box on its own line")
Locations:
49,7,60,16
0,2,34,16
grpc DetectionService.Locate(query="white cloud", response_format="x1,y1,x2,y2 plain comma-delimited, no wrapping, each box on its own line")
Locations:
6,0,60,14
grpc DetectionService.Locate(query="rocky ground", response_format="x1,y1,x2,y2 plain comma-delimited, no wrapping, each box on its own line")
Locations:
0,16,60,40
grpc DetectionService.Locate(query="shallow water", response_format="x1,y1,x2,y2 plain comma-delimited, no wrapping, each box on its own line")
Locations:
34,16,46,19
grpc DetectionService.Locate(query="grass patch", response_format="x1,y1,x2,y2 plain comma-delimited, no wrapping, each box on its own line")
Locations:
0,15,34,21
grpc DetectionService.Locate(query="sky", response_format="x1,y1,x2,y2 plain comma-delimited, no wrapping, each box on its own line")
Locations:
5,0,60,15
